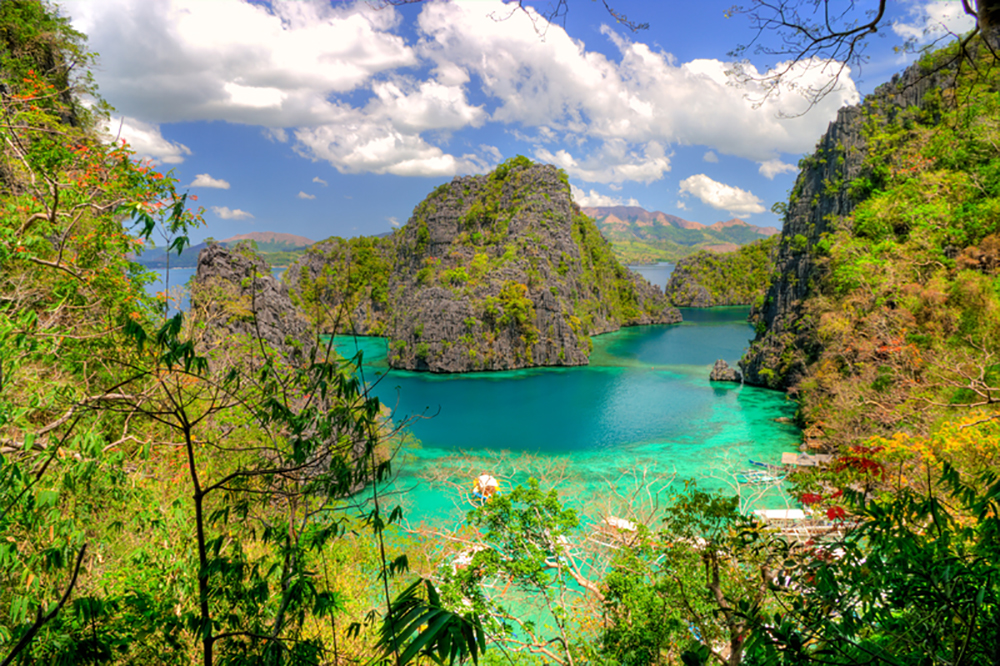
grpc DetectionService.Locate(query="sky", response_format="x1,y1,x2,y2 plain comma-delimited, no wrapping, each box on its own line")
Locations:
58,0,977,244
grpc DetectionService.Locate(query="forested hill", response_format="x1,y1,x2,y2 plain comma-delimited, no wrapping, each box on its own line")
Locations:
664,235,777,308
584,205,779,263
740,37,1000,451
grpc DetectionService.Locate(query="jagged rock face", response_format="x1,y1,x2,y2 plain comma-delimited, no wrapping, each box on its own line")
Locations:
189,244,313,364
740,60,956,389
386,162,680,372
709,359,742,383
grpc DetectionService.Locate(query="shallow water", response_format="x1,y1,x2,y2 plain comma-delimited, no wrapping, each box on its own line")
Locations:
337,307,800,526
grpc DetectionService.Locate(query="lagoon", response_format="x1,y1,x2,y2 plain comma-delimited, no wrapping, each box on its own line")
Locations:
336,307,799,525
140,265,798,522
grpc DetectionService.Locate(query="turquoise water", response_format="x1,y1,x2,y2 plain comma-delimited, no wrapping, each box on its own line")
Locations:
338,307,800,526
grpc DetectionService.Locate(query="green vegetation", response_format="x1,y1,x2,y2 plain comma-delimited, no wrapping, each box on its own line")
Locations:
748,41,1000,449
0,6,409,663
8,5,1000,666
286,235,392,335
665,236,777,307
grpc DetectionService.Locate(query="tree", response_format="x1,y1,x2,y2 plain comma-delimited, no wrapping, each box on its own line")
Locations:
730,0,1000,108
744,461,1000,665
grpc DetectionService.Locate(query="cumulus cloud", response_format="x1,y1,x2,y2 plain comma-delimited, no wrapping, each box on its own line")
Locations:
679,174,765,216
893,1,976,42
189,173,231,188
297,191,316,200
569,184,640,208
70,0,860,182
65,0,417,125
536,140,670,184
758,159,798,179
211,206,255,220
703,151,719,163
105,116,191,164
312,176,328,186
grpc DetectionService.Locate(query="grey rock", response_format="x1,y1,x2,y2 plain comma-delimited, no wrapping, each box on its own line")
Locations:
709,359,742,383
189,243,314,364
386,163,681,373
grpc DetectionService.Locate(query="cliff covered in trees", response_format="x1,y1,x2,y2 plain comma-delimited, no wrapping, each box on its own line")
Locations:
740,41,1000,449
288,158,680,373
664,236,777,307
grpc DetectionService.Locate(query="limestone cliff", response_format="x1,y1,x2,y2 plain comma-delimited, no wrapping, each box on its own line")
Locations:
739,60,956,390
189,243,314,364
385,160,680,372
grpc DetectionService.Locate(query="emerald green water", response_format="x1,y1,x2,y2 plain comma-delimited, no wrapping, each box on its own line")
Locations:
338,307,800,525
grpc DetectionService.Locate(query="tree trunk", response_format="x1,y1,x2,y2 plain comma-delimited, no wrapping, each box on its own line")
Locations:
977,0,1000,48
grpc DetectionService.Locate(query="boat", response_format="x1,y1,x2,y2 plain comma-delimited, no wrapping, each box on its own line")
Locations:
738,468,787,484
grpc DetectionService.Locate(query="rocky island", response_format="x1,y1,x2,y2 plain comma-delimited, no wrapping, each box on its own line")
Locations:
287,158,681,372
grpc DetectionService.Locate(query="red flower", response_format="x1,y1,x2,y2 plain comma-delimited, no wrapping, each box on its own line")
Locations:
826,506,846,521
800,492,824,505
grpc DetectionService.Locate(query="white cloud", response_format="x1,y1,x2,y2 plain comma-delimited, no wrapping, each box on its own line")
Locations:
265,128,289,143
569,184,640,208
189,173,231,189
312,176,328,186
297,191,316,200
65,0,417,126
388,216,401,227
419,5,859,162
211,206,255,220
676,201,688,210
679,174,765,216
703,151,719,163
893,1,977,42
758,159,798,179
104,116,191,164
71,0,860,182
536,140,670,184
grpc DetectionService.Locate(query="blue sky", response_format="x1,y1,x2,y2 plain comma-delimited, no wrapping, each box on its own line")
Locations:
61,0,975,243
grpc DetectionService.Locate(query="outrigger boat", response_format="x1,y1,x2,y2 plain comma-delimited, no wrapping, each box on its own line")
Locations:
738,468,787,484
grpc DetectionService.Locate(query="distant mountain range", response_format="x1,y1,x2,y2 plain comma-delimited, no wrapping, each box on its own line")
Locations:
136,231,315,268
582,206,780,264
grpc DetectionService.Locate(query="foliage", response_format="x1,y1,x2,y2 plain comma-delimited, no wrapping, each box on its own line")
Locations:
664,236,777,307
746,458,1000,665
752,33,1000,448
0,4,418,664
286,235,393,335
